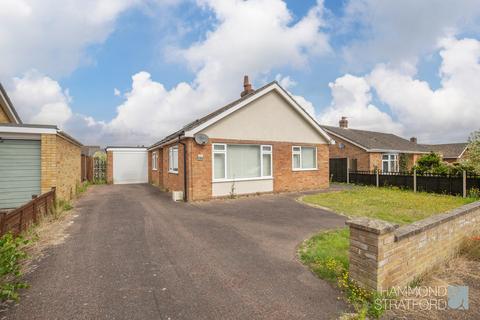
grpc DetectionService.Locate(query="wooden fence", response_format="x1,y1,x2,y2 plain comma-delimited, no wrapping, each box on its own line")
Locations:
347,170,480,197
0,187,56,236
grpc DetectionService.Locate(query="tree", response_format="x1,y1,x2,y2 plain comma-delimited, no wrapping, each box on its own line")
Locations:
412,152,449,174
464,130,480,174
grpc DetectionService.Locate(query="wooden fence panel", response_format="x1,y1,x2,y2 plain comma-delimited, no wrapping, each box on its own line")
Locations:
0,188,56,237
347,170,480,197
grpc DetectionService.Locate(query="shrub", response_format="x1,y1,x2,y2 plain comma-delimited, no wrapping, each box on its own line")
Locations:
0,233,29,301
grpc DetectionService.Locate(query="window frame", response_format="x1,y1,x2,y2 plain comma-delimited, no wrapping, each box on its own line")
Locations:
292,146,318,171
152,151,158,171
212,143,273,182
168,145,179,174
381,153,399,173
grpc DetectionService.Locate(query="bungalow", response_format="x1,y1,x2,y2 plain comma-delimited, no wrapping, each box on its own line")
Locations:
147,77,333,201
321,117,429,172
424,143,469,163
0,83,83,209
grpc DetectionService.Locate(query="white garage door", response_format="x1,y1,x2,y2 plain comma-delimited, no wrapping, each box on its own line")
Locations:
112,150,148,184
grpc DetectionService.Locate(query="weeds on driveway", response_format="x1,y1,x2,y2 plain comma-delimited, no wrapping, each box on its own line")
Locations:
0,181,92,303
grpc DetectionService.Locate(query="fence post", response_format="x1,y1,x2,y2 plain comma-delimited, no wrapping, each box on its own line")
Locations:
463,170,467,198
32,194,38,224
346,158,350,184
0,212,6,236
413,169,417,193
376,169,379,187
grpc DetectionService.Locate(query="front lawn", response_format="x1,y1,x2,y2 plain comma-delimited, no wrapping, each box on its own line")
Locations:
302,186,475,225
299,186,478,318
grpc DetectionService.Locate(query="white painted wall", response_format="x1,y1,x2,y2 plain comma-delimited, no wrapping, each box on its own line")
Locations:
212,179,273,197
201,91,328,144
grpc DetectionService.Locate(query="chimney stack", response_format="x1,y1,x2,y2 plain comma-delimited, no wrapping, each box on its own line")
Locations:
240,75,254,97
339,116,348,128
410,137,417,144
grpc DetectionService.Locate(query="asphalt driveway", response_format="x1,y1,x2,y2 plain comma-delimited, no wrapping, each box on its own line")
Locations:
4,184,347,320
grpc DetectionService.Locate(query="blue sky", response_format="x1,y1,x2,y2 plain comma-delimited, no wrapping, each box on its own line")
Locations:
1,0,479,145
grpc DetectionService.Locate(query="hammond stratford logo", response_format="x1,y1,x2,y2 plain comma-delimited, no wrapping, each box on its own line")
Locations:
448,285,469,310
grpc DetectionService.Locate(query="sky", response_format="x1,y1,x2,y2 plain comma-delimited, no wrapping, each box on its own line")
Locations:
1,0,479,146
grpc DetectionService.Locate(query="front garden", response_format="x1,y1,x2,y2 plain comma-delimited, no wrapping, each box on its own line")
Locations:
298,186,478,319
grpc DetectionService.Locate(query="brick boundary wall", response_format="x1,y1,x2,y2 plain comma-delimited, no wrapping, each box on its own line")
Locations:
346,201,480,291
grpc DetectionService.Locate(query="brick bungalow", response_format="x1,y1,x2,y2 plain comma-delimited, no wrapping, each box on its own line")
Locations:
424,143,469,163
0,83,83,209
321,118,429,172
147,77,333,201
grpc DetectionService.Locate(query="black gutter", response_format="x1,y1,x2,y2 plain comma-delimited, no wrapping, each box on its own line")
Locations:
178,135,188,202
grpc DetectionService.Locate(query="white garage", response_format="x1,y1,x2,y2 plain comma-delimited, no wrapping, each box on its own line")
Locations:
106,147,148,184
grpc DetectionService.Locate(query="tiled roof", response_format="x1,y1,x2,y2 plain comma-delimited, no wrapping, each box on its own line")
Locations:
423,143,468,159
321,125,429,153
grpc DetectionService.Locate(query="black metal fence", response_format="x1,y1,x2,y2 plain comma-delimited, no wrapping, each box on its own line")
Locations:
348,170,480,197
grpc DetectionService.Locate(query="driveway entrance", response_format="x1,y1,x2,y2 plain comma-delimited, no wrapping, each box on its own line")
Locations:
5,184,348,319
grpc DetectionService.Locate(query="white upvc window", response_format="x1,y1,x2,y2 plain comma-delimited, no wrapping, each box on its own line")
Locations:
292,146,317,170
382,153,399,172
212,144,273,181
168,145,178,173
152,151,158,170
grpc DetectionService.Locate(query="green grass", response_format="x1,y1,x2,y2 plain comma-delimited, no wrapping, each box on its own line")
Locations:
302,186,476,225
299,186,478,318
299,228,350,282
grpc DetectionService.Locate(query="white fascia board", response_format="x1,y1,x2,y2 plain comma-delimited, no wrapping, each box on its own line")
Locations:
106,147,147,152
184,83,333,144
324,129,428,154
458,146,468,159
323,129,369,151
0,90,20,124
147,137,183,151
0,126,57,135
368,149,429,154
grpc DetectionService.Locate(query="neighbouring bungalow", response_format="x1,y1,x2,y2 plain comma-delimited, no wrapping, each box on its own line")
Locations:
0,83,83,209
321,117,429,172
146,76,333,201
423,143,469,164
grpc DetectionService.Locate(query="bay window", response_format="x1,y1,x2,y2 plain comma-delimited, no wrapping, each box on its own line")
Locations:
212,144,272,181
382,153,398,172
168,145,178,173
292,146,317,170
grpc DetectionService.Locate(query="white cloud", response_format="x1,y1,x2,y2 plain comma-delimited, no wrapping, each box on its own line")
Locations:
320,37,480,143
114,88,121,96
0,0,153,78
9,71,73,127
100,0,331,144
319,74,403,134
368,37,480,142
342,0,480,70
6,0,330,145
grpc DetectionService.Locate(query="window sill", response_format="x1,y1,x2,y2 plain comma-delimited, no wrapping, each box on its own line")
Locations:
212,177,273,183
152,168,158,171
168,170,179,175
292,168,318,172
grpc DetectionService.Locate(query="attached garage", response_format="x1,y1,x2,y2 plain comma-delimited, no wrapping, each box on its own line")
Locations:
106,147,148,184
0,139,41,209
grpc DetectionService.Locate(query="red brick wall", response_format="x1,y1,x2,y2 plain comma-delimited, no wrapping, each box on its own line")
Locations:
148,150,161,186
161,141,185,193
328,135,372,170
106,151,113,184
273,142,329,192
149,138,330,201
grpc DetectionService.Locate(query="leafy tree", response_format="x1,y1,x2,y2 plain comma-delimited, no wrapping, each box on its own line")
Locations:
464,130,480,174
413,152,450,174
